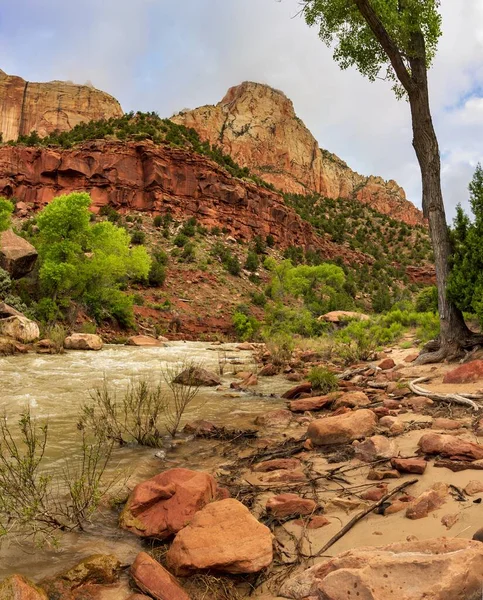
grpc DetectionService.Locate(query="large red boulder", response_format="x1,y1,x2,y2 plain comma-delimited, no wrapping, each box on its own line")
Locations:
443,360,483,384
120,468,218,539
0,575,47,599
418,433,483,461
166,499,273,575
131,552,190,600
307,409,377,446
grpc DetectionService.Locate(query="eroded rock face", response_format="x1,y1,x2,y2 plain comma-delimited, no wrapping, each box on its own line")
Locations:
166,498,273,575
0,141,371,266
173,82,423,226
307,409,377,446
120,468,218,539
279,538,483,600
0,69,122,141
0,229,38,278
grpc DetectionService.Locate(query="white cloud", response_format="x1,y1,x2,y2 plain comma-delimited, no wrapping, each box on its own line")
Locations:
2,0,483,218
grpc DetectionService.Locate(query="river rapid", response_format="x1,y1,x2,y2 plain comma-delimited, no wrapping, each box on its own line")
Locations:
0,342,286,580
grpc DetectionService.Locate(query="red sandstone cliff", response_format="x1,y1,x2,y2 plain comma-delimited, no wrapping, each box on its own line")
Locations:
172,82,423,226
0,140,370,266
0,70,123,141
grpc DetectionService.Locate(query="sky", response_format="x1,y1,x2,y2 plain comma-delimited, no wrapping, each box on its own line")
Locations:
1,0,483,219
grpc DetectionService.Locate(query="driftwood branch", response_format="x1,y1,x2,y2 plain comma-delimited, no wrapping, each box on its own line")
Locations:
409,377,482,411
309,478,418,559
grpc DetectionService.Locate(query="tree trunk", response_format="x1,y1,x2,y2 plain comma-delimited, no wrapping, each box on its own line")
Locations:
408,86,475,362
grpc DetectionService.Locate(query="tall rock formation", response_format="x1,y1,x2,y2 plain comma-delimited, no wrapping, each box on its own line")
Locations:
173,82,423,226
0,70,123,141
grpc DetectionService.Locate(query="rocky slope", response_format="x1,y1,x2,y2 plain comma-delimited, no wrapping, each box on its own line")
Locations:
0,140,369,265
173,82,423,226
0,69,123,141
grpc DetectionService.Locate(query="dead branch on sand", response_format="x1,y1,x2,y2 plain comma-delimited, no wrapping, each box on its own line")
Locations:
409,377,482,411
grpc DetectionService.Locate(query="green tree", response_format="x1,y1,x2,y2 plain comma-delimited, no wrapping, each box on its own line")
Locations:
0,197,14,232
448,165,483,326
35,192,151,325
301,0,475,362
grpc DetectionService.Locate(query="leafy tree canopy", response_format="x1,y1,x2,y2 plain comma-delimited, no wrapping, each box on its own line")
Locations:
35,192,151,326
302,0,442,94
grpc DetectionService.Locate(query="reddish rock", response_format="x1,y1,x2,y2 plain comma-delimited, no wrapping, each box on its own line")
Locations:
432,418,462,431
465,480,483,496
404,353,419,363
402,396,434,412
418,433,483,461
361,484,388,502
391,458,427,475
308,410,377,446
0,574,47,599
64,333,103,351
282,382,312,400
259,363,278,376
266,493,317,518
443,360,483,384
378,358,396,370
354,435,398,462
367,469,401,481
131,552,190,600
289,394,335,412
254,409,292,428
174,367,220,387
293,516,330,529
441,513,459,530
127,335,165,347
0,229,38,278
406,484,448,520
120,468,218,539
166,499,273,575
253,458,301,473
258,469,307,484
183,420,218,435
382,399,401,410
332,391,370,409
372,407,390,418
280,538,483,600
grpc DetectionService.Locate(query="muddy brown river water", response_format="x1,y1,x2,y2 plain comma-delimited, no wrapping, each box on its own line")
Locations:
0,342,287,581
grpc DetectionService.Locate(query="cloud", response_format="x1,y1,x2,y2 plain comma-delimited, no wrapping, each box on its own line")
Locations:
1,0,483,218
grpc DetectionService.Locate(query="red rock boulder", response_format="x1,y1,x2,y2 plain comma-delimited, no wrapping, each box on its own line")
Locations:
307,409,377,446
166,499,273,575
131,552,190,600
443,360,483,384
418,433,483,461
120,468,218,539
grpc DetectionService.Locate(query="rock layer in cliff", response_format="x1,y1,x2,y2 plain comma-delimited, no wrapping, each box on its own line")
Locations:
0,140,369,267
172,81,423,226
0,69,123,142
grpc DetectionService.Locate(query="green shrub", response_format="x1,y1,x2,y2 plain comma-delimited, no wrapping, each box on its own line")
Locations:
173,233,188,247
34,297,60,324
415,286,438,313
131,230,146,245
148,261,166,287
180,217,197,237
250,291,267,307
307,366,339,394
232,311,260,341
266,234,275,248
99,205,122,223
245,250,259,272
226,254,241,276
0,197,14,232
265,332,295,365
180,241,196,262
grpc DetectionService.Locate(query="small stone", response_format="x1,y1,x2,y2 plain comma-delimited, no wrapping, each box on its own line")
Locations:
441,513,459,530
308,409,377,446
378,358,396,370
432,418,462,431
293,515,330,529
354,435,397,462
253,458,301,473
361,484,388,502
131,552,190,600
465,480,483,496
266,493,317,518
367,469,401,481
406,484,448,520
332,391,370,409
254,409,292,428
391,458,427,475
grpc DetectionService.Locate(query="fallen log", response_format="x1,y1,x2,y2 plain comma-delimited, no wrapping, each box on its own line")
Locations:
409,377,482,411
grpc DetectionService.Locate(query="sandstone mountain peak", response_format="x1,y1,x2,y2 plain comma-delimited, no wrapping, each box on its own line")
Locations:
0,70,123,142
173,82,423,225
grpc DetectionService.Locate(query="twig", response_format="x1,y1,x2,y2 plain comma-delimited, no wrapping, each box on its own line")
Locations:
307,478,418,559
409,377,482,411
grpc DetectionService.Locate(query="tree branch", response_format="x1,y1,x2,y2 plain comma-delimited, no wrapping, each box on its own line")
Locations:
352,0,414,93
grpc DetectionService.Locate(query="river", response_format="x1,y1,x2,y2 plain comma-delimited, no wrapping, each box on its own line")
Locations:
0,342,287,580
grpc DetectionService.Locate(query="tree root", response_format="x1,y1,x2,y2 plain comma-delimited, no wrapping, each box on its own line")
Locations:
415,334,483,365
409,377,482,411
